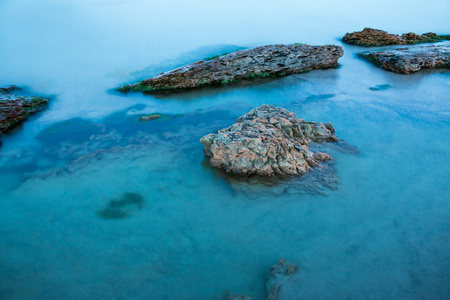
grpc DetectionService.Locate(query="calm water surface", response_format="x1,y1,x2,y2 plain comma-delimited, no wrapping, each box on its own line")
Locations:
0,0,449,299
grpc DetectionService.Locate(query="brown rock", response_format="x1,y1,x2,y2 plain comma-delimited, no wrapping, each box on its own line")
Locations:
0,87,49,134
342,27,449,46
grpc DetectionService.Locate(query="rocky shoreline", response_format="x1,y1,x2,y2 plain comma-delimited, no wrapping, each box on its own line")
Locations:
343,28,450,46
118,44,343,93
0,86,50,135
200,105,339,177
358,45,450,73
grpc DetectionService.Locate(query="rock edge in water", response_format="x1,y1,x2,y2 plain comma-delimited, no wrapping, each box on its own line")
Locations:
0,86,50,134
200,105,339,177
342,28,450,47
358,45,450,74
228,258,298,300
118,44,343,93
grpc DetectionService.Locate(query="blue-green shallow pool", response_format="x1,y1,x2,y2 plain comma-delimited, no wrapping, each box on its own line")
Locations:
1,0,449,299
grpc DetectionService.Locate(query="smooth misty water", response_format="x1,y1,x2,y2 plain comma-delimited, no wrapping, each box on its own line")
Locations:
1,0,450,299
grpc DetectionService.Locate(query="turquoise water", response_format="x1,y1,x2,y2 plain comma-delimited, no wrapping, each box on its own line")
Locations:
1,0,450,299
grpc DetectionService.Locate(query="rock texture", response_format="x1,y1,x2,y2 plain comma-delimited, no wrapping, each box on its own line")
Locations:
118,44,343,93
0,86,49,134
200,105,339,177
359,45,450,73
342,28,450,46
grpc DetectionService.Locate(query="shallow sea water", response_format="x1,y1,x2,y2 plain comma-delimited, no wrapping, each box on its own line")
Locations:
1,0,450,299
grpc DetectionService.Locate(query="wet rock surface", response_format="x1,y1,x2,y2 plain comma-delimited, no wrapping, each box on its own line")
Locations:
200,105,339,177
343,28,450,46
359,45,450,73
0,86,49,134
118,44,343,93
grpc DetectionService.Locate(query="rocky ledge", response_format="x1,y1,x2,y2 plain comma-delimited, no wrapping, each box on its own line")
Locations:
342,28,449,46
358,45,450,74
0,86,49,134
200,105,339,177
118,44,343,93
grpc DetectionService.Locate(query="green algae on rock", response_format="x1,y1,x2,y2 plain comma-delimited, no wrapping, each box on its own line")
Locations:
343,28,450,47
358,45,450,74
0,86,50,134
117,44,343,94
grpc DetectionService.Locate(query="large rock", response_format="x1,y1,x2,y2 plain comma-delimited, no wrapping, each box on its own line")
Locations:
342,28,449,46
0,86,49,134
118,44,343,93
200,105,339,177
358,45,450,73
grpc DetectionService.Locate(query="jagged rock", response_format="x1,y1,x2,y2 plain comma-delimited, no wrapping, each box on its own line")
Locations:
358,45,450,73
266,259,298,300
342,28,449,46
118,44,343,93
200,105,339,177
0,86,49,134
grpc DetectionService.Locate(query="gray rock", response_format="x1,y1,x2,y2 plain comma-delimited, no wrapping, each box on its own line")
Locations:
358,45,450,74
118,44,343,93
200,105,339,177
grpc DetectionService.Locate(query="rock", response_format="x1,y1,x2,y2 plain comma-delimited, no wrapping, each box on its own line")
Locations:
118,44,343,93
228,295,253,300
0,86,50,134
200,105,339,177
139,114,162,121
266,259,298,300
342,27,450,46
226,259,298,300
358,45,450,74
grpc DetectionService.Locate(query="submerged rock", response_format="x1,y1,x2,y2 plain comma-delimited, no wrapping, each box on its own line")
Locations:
228,296,253,300
118,44,343,93
342,28,450,46
139,114,162,121
0,86,49,134
97,192,144,220
227,259,298,300
358,45,450,73
200,105,339,177
266,259,298,300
